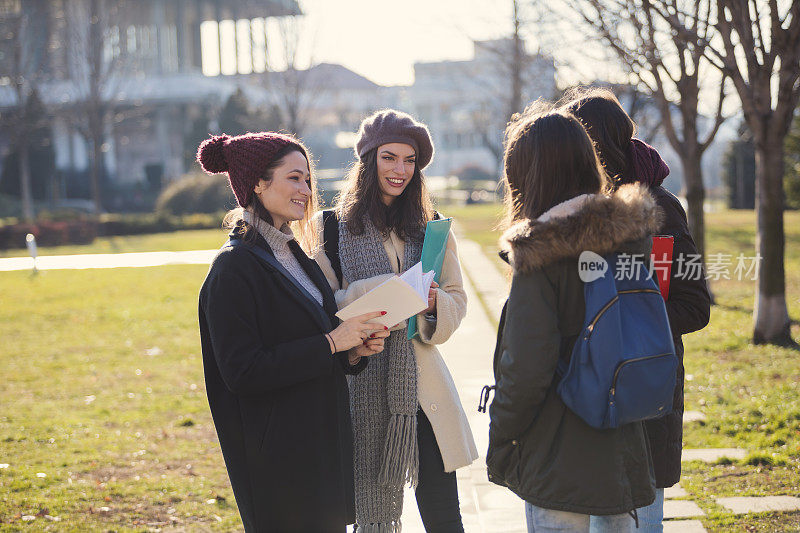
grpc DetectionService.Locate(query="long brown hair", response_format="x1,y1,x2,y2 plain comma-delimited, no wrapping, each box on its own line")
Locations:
223,143,320,252
336,147,434,241
502,103,610,228
561,87,636,184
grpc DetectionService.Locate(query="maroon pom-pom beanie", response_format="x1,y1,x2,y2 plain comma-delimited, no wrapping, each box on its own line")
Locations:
355,109,434,169
196,132,307,208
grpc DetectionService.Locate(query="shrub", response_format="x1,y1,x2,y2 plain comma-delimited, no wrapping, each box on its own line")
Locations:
0,220,97,249
97,212,224,236
742,452,786,467
156,173,236,216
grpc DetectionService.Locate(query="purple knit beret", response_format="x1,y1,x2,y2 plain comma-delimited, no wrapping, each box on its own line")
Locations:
355,109,434,169
196,132,307,208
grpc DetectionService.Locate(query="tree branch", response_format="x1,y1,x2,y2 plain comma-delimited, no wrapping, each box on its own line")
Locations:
701,74,727,152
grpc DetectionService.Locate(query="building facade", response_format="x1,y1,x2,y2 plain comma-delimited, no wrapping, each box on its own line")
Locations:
407,39,557,178
0,0,300,206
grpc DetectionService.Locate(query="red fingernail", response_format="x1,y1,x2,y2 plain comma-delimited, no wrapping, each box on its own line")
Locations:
381,311,387,316
370,334,376,338
384,326,388,330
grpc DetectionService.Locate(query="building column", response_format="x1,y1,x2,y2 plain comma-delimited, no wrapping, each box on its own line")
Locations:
191,0,206,72
153,0,165,74
250,18,257,73
175,0,185,71
263,17,270,71
231,7,240,74
215,0,223,75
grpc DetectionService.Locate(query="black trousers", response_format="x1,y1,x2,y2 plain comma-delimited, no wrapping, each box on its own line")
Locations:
415,408,464,533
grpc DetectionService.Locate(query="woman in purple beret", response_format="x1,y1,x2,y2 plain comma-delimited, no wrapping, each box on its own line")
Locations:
313,110,478,532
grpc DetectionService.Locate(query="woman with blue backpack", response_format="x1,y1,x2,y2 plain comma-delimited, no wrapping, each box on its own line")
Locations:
564,87,711,532
486,104,662,532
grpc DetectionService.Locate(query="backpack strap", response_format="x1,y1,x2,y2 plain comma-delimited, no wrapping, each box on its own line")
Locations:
322,209,343,288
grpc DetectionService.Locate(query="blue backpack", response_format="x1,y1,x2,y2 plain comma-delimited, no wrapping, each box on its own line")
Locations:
557,253,677,429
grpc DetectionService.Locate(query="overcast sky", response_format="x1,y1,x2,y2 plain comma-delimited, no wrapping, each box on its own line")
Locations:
290,0,517,86
201,0,615,87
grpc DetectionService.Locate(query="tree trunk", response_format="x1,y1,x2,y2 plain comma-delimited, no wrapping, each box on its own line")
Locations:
510,0,523,119
682,149,706,261
19,140,34,223
753,137,792,345
90,130,104,214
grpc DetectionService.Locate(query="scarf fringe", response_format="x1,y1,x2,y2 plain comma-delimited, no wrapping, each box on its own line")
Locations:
378,413,419,487
355,520,402,533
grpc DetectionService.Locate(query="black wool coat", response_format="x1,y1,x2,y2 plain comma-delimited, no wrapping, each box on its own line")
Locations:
198,227,366,533
645,186,711,488
487,185,662,516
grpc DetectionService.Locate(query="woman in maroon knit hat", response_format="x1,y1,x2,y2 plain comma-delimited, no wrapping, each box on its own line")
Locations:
196,131,389,532
563,88,711,532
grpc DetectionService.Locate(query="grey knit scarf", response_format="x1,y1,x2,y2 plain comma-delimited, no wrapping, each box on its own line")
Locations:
339,215,422,532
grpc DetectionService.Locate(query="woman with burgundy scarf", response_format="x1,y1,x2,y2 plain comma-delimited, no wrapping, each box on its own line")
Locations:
313,109,478,532
564,88,711,532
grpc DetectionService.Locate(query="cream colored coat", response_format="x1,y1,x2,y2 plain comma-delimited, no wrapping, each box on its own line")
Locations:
311,212,478,472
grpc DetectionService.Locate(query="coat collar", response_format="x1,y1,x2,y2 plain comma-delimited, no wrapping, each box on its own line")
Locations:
500,183,663,273
227,225,337,330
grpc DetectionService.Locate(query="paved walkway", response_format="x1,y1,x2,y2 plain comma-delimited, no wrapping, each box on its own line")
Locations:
399,242,523,532
0,249,218,271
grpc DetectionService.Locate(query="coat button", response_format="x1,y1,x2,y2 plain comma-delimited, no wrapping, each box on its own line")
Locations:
430,403,438,412
417,364,422,373
511,439,518,445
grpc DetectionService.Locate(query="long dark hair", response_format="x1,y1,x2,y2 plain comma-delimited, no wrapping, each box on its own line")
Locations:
337,147,433,241
502,103,610,227
561,87,636,185
223,143,320,251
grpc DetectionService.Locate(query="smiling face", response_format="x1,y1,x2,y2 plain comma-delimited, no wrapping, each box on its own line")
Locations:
376,142,417,205
253,150,311,228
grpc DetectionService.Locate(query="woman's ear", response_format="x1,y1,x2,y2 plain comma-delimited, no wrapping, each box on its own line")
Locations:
253,179,268,194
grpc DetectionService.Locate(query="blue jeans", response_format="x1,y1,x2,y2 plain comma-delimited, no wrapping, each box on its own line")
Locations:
635,488,664,532
525,502,634,533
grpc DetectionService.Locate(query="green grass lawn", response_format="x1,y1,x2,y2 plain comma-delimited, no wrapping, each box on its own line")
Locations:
1,205,799,531
0,265,241,531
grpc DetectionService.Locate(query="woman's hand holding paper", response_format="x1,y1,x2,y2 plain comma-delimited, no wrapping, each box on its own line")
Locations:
350,328,391,363
424,281,439,315
329,311,388,352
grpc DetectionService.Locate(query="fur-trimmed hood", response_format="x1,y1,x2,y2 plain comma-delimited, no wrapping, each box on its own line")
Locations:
501,183,663,273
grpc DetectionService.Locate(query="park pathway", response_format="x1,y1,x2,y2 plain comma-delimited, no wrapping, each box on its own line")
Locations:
0,249,218,271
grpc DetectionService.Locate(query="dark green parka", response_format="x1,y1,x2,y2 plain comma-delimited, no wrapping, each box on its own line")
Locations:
487,184,662,515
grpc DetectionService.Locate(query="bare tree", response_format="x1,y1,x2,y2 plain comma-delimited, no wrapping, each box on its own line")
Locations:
656,0,800,345
1,0,48,222
266,14,320,137
617,84,663,144
64,0,132,214
567,0,727,262
465,0,557,173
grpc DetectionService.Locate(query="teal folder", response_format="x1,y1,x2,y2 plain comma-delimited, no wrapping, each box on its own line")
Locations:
407,217,453,340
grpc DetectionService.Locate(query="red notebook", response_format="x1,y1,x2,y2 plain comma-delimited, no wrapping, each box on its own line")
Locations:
651,236,674,301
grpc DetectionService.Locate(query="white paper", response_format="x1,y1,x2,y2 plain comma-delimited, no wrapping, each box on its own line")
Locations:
336,261,435,328
399,261,436,300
